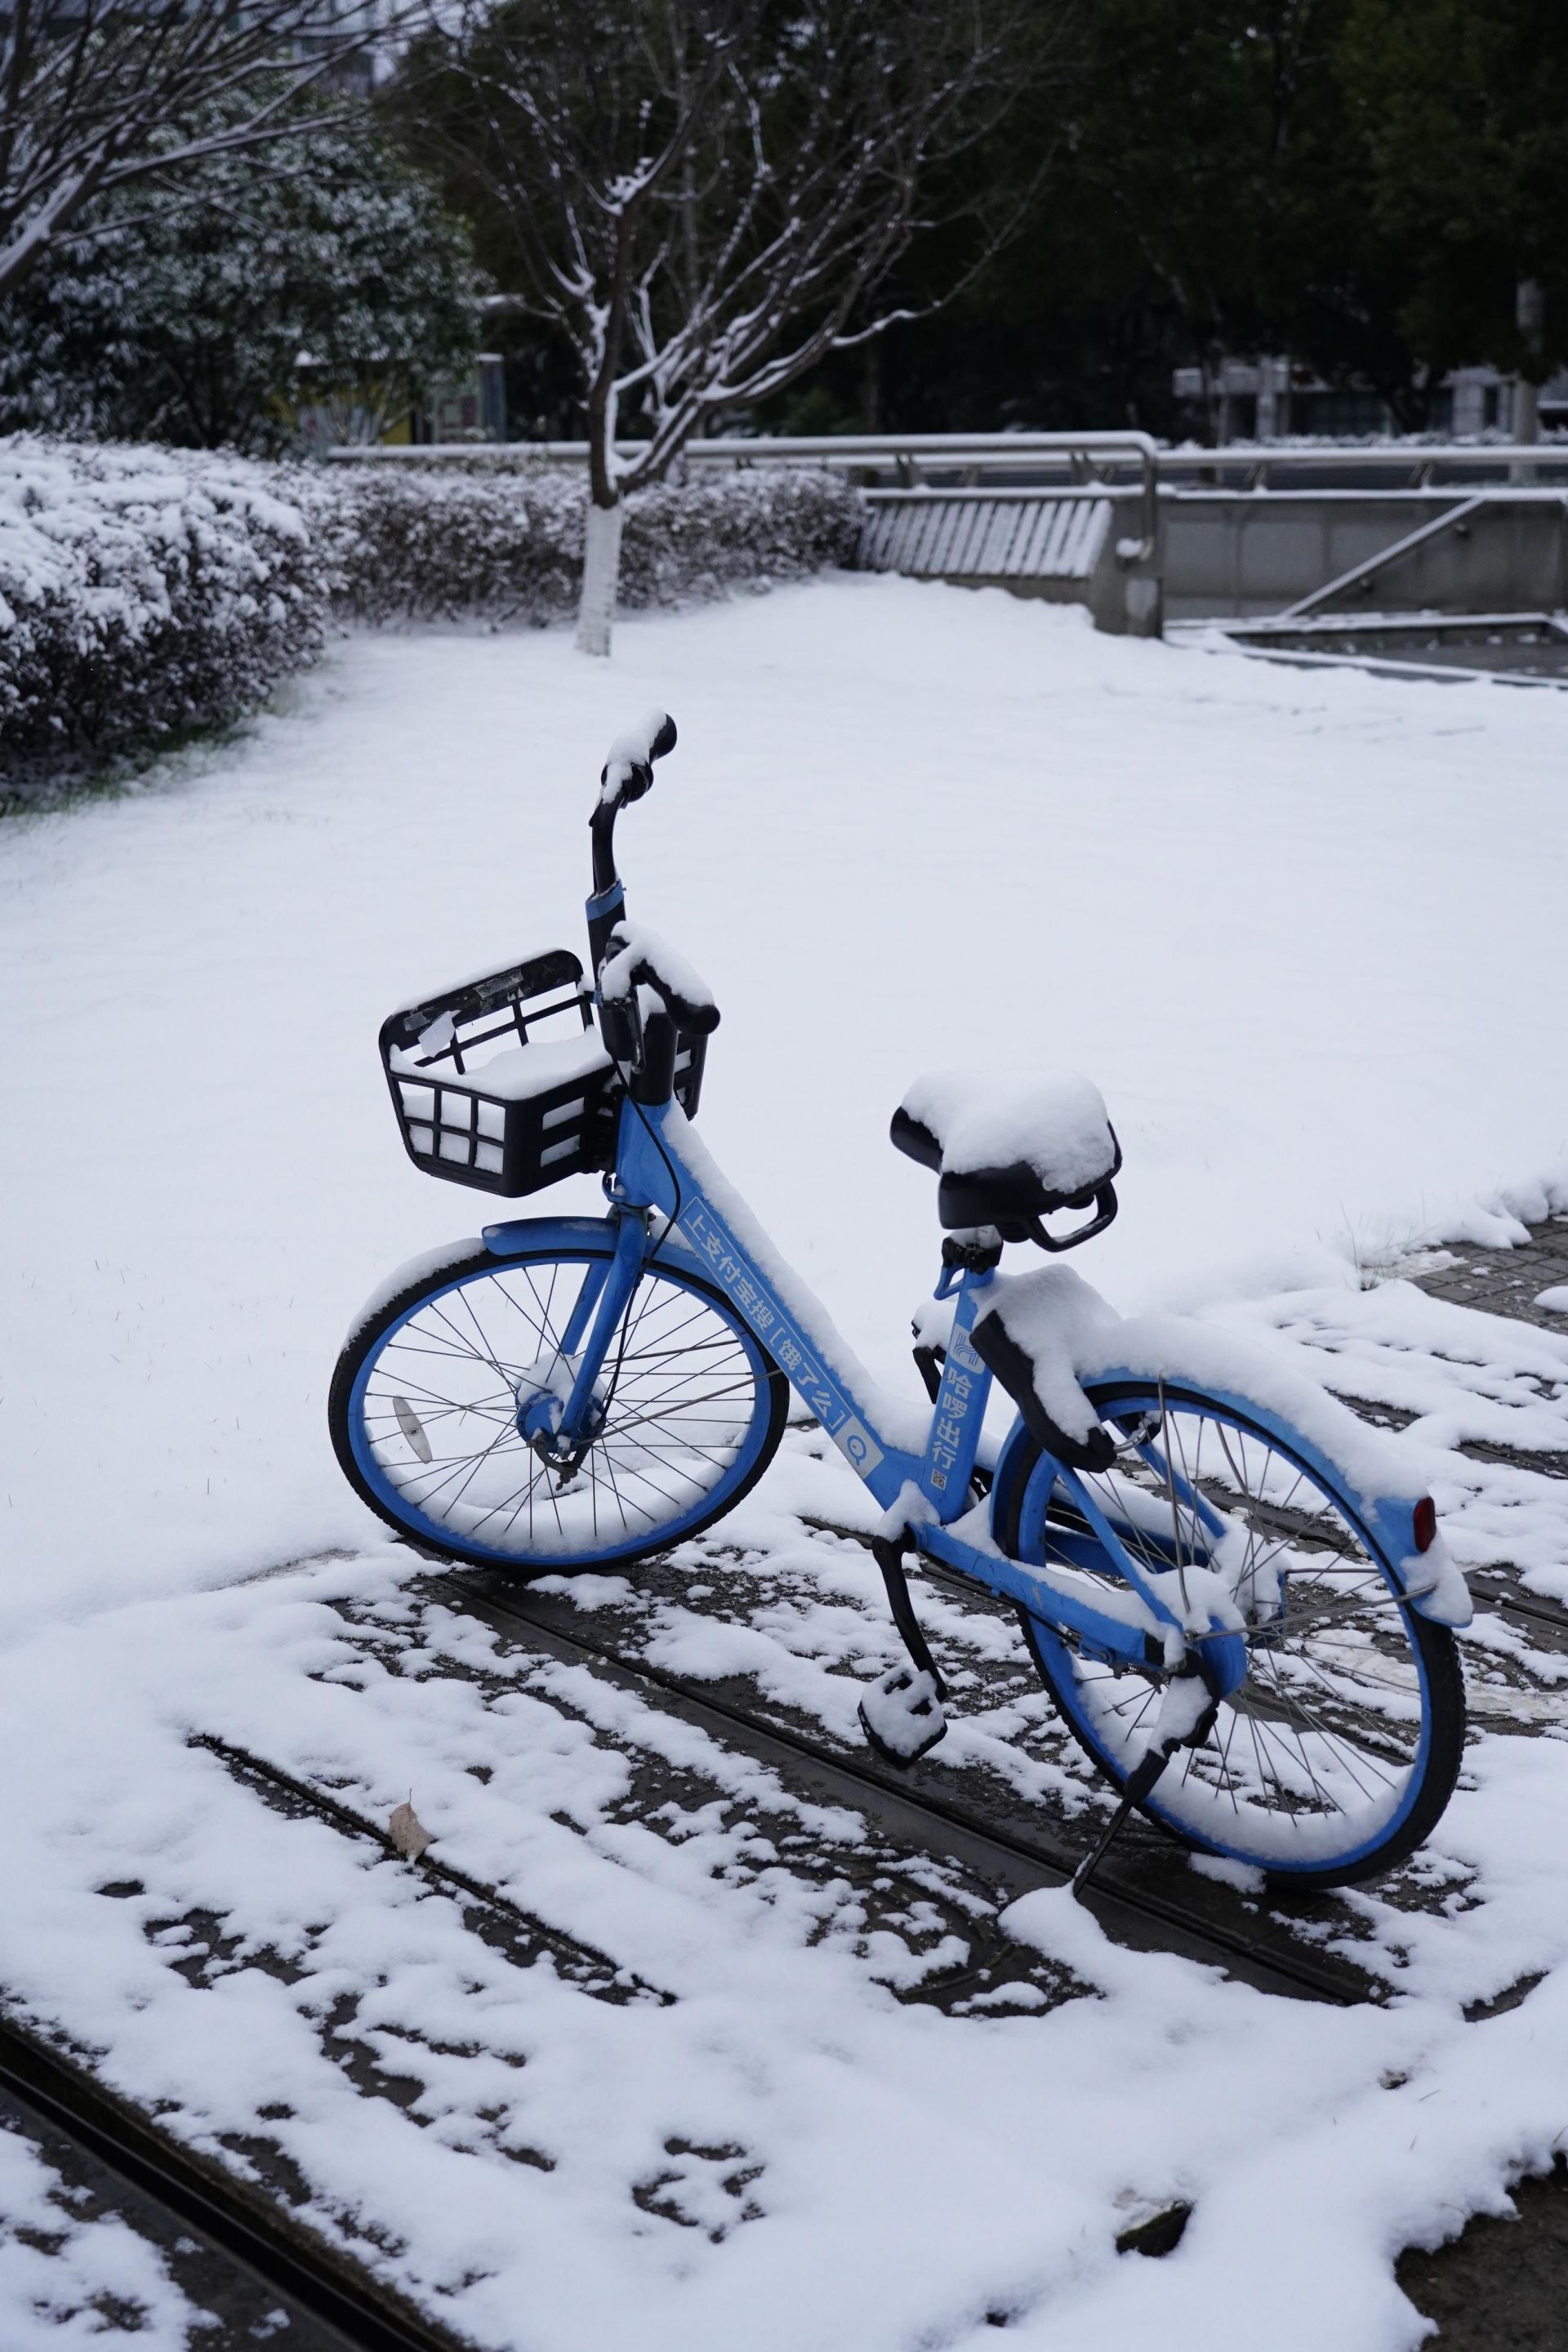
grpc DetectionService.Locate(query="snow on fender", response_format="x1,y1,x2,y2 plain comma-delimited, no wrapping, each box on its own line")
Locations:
1397,1530,1472,1629
982,1261,1473,1630
341,1236,483,1350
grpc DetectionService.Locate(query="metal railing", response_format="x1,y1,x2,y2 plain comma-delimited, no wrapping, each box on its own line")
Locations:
323,426,1566,485
327,430,1162,561
1150,443,1568,492
324,430,1568,599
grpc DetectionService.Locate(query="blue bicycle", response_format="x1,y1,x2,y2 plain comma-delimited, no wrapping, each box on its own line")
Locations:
331,712,1470,1890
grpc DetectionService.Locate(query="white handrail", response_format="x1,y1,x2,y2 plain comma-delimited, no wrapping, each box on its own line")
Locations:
320,428,1568,595
325,428,1160,466
323,430,1561,476
325,430,1163,559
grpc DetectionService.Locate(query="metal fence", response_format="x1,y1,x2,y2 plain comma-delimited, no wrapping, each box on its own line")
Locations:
325,431,1568,630
326,428,1567,498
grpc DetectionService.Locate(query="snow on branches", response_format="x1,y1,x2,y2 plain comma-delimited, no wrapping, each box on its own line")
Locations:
0,103,484,457
0,0,396,303
396,0,1055,649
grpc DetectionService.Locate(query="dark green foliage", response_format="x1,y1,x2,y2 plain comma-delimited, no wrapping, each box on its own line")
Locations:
760,0,1568,435
1338,0,1568,387
0,98,484,455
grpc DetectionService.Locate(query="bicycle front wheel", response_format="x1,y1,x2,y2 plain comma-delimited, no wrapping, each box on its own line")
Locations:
999,1379,1465,1888
331,1225,787,1575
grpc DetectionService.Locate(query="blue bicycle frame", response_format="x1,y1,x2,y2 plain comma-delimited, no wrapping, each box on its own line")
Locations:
483,1088,1257,1696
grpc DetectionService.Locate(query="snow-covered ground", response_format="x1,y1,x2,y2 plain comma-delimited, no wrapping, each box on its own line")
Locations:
5,578,1568,2348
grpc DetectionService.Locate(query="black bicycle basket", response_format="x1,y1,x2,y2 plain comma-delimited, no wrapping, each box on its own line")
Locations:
380,947,706,1199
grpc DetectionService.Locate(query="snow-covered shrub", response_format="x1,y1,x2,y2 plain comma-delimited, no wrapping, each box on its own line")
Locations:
309,460,861,624
0,443,858,782
296,464,581,624
620,468,862,611
0,438,323,771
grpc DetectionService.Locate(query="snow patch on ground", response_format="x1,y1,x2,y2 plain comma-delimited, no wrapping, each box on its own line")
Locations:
7,580,1568,2345
0,1530,1561,2352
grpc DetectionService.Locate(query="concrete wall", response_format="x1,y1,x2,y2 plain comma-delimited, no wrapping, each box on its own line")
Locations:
1163,491,1568,620
858,484,1568,632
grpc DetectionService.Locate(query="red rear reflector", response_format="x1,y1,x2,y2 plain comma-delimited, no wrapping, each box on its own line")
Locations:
1413,1496,1437,1552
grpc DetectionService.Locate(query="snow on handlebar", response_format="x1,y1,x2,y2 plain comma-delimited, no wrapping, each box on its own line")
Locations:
598,709,678,808
598,920,719,1036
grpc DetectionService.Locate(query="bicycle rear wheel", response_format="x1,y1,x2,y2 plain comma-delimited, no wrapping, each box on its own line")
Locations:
999,1379,1465,1888
331,1224,787,1575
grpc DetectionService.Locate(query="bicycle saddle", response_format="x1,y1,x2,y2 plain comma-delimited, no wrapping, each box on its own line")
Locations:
891,1069,1121,1242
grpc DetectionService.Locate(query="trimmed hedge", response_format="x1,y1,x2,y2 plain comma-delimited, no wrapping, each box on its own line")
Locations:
0,439,323,771
303,458,862,624
0,441,861,782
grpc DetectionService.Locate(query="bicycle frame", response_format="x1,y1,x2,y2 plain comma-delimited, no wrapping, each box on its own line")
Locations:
483,1089,1247,1691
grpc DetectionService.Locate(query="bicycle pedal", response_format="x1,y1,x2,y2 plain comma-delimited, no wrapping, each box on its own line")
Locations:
858,1664,947,1769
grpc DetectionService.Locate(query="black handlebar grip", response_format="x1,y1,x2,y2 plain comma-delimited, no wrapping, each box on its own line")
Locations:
599,710,678,808
658,982,719,1036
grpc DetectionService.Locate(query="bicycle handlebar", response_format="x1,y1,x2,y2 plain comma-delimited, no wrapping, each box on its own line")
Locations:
586,714,720,1084
598,708,677,811
590,708,677,901
599,920,719,1037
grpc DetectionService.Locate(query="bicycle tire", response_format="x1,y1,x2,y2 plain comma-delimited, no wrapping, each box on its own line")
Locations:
998,1378,1465,1888
331,1225,788,1576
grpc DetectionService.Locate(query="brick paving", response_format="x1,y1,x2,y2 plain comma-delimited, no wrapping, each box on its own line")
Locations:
1414,1212,1568,1332
1392,1212,1568,2341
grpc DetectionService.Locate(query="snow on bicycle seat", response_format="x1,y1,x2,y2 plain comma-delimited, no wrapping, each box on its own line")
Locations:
891,1069,1120,1233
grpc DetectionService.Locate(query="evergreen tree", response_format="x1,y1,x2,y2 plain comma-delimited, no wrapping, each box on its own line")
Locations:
0,101,484,452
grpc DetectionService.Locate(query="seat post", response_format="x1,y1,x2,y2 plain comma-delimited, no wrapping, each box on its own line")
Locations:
917,1248,1000,1521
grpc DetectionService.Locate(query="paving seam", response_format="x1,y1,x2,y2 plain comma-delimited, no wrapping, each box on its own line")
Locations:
16,1241,1564,2332
0,2010,470,2352
191,1732,670,2002
437,1572,1366,2007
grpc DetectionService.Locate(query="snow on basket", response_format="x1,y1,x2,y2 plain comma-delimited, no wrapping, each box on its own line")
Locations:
380,948,706,1198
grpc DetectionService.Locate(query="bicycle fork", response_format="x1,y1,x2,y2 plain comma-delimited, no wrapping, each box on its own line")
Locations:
513,1209,648,1473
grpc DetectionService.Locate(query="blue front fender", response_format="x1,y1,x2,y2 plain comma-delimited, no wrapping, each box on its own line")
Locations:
482,1214,620,1257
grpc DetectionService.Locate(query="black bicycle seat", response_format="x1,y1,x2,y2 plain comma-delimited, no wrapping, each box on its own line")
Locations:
891,1070,1120,1238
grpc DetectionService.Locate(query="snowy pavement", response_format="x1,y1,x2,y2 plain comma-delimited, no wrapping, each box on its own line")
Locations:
5,579,1568,2348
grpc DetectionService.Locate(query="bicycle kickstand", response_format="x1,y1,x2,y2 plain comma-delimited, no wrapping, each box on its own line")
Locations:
1072,1659,1222,1895
1071,1748,1169,1894
858,1532,949,1770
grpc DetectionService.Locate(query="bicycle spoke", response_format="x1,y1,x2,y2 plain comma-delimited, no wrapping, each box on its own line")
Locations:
1016,1379,1450,1878
354,1252,773,1563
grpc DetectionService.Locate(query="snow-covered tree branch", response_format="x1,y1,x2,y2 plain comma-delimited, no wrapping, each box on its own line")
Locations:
396,0,1062,653
0,0,404,301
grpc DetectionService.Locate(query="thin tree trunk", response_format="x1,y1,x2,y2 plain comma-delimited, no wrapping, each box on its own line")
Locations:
1512,277,1544,475
577,495,624,657
861,336,883,431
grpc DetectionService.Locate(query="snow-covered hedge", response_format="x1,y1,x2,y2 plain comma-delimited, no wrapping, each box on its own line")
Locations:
0,438,323,771
306,460,862,624
0,439,859,778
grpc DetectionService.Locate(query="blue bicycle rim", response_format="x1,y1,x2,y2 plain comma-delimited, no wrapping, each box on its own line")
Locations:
1012,1384,1440,1881
344,1226,780,1572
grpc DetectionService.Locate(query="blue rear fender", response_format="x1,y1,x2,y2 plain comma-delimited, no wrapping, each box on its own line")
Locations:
990,1371,1459,1626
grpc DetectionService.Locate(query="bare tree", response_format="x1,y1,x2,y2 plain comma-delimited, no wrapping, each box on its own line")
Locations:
401,0,1061,653
0,0,403,301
